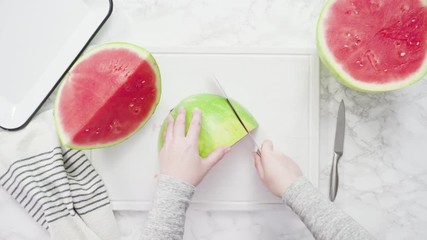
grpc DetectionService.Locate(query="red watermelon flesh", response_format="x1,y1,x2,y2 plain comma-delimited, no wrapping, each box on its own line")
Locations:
55,42,161,149
317,0,427,91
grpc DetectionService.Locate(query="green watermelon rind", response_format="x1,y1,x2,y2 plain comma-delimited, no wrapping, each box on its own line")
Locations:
54,42,162,150
316,0,427,92
157,94,258,158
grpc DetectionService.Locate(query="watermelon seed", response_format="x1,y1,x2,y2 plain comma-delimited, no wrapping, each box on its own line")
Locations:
400,52,406,57
355,39,361,46
129,103,135,108
141,80,146,84
356,60,364,67
95,128,101,135
384,69,388,72
133,107,141,115
140,97,144,101
84,128,90,133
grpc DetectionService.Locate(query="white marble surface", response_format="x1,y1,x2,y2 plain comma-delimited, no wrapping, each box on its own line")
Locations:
2,0,427,239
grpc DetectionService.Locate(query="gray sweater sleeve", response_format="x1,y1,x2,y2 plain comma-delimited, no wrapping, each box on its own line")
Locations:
141,175,374,240
141,174,195,240
283,177,375,240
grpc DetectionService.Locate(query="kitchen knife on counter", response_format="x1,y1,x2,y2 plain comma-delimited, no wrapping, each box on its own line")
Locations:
330,100,345,202
213,76,262,156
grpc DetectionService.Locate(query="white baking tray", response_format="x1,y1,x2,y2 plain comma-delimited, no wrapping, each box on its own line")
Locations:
90,48,319,211
0,0,112,130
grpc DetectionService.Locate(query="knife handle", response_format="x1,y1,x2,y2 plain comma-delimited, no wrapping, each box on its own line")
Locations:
329,152,342,202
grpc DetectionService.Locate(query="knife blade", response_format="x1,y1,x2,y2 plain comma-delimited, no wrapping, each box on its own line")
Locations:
329,100,345,202
213,76,262,156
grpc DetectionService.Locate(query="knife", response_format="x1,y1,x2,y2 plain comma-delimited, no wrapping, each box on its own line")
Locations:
213,76,262,156
330,100,345,202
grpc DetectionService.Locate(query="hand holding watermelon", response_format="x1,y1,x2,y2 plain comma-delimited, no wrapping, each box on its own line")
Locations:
159,107,231,186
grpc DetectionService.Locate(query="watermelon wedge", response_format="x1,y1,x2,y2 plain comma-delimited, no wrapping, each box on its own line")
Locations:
317,0,427,92
54,42,161,149
158,94,258,158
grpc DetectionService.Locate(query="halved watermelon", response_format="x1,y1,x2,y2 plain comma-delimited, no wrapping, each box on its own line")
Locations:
317,0,427,92
54,42,161,149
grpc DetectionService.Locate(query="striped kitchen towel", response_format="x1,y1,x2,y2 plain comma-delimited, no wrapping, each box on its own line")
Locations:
0,110,120,240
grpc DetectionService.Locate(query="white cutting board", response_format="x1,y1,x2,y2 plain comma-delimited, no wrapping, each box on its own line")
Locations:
90,48,319,211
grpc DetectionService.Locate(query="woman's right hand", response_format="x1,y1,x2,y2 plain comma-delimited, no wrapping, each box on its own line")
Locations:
253,140,303,197
159,107,230,186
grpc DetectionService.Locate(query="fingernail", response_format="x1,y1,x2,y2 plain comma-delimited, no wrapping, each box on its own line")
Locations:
179,107,185,113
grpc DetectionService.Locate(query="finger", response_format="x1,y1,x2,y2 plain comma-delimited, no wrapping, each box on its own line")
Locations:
261,140,274,156
186,108,202,142
173,107,186,138
204,146,231,170
253,152,265,180
164,115,174,145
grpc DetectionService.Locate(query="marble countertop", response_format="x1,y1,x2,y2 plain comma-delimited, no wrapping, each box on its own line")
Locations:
1,0,427,239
